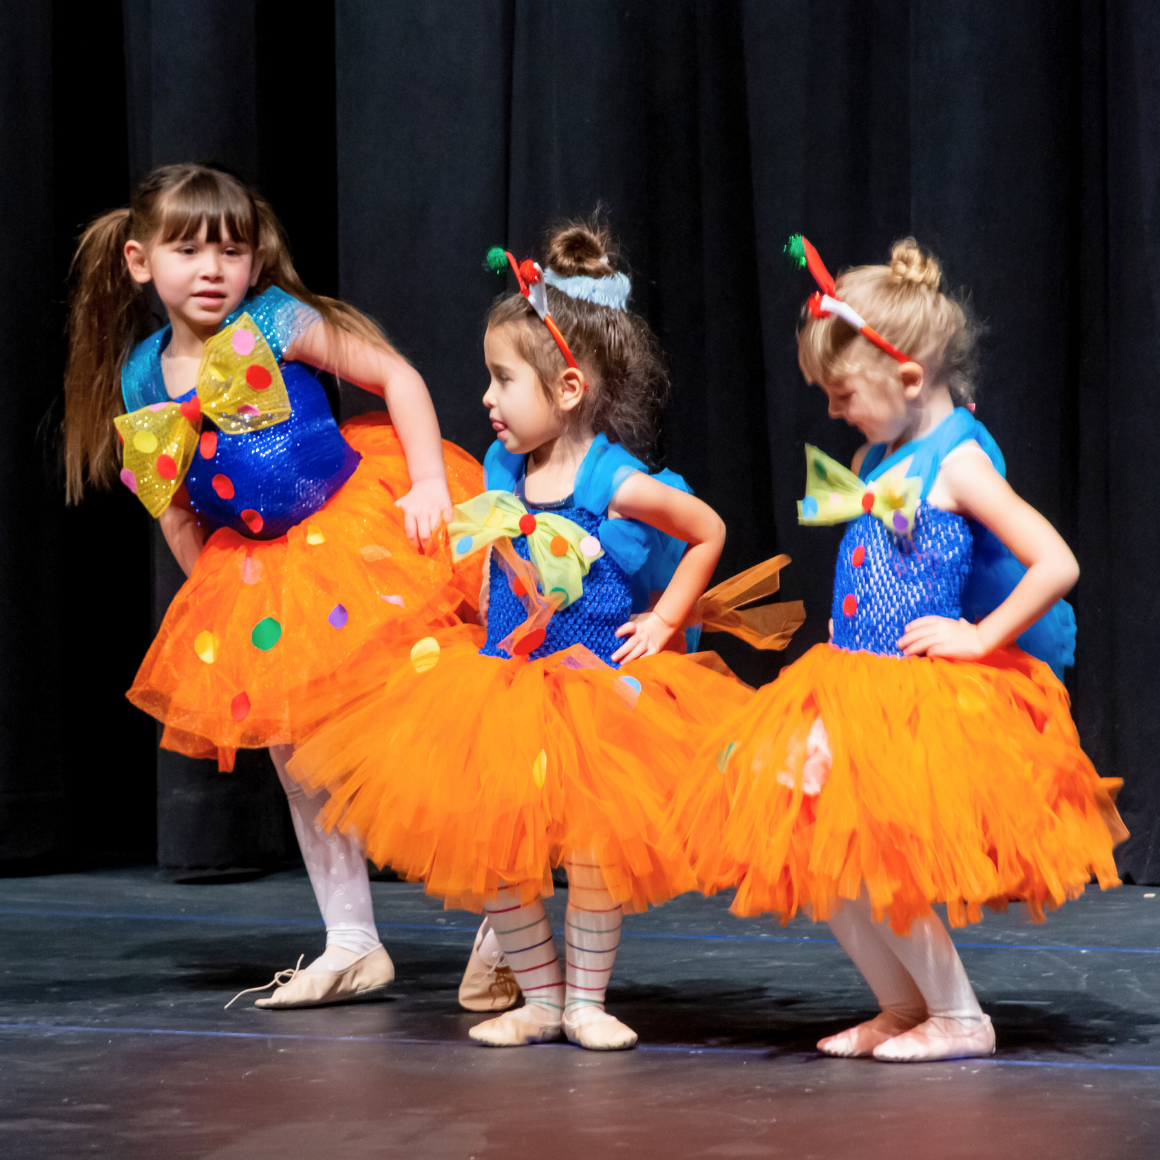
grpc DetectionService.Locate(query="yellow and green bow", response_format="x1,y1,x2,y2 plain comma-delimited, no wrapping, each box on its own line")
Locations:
449,490,604,608
797,445,921,536
114,314,292,517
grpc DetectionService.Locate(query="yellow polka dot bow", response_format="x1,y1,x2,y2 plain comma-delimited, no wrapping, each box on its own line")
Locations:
448,490,604,609
797,445,921,536
113,315,292,518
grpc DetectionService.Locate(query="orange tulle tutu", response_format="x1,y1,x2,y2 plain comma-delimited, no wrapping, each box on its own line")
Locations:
287,624,755,912
673,643,1124,934
128,415,483,768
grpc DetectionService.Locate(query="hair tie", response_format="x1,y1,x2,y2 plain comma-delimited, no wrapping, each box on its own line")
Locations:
486,248,585,382
542,268,630,312
785,234,914,365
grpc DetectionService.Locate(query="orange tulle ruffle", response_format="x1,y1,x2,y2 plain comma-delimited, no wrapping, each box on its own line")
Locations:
128,415,483,767
673,643,1124,934
287,624,755,913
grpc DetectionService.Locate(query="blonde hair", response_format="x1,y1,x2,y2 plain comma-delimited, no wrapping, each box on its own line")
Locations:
797,237,978,404
486,216,669,463
62,164,395,504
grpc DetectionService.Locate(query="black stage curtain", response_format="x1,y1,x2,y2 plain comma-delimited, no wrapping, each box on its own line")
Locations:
4,2,1158,881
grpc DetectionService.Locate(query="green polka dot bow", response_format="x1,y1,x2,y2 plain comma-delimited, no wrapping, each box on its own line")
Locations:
449,491,604,608
797,445,921,536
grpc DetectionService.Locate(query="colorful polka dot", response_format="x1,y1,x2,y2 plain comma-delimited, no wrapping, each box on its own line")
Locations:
236,403,260,417
148,402,168,412
251,617,282,651
801,495,819,518
861,492,875,513
892,511,909,533
240,556,263,585
456,535,474,555
231,328,256,356
179,397,201,424
120,468,137,494
549,535,569,557
246,364,272,390
381,594,405,607
156,454,177,480
133,430,158,454
485,507,504,528
852,545,866,567
580,535,601,558
240,509,264,534
306,526,326,545
212,474,235,499
814,459,828,480
512,627,546,655
842,594,858,617
360,544,391,560
615,674,641,710
410,636,440,673
532,749,547,789
328,604,348,629
193,631,217,664
230,691,251,721
717,741,738,772
518,513,537,536
511,577,527,597
199,431,217,459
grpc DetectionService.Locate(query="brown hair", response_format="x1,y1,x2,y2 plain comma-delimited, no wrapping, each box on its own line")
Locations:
62,163,394,503
797,237,979,405
487,217,669,463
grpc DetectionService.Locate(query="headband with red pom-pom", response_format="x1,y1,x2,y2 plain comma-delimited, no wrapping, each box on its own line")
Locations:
486,247,582,376
785,234,914,365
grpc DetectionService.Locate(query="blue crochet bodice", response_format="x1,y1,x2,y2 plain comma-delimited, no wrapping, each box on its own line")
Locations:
831,503,973,656
481,499,634,667
120,286,359,540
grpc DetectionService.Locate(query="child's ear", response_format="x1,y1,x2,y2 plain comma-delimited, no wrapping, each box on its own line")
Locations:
248,259,263,288
124,240,152,285
556,366,588,413
899,361,924,399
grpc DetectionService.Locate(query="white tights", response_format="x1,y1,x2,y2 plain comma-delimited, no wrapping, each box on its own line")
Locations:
270,745,381,968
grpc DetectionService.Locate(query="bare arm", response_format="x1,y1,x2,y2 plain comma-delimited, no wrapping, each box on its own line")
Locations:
159,490,204,577
289,322,452,548
897,447,1078,659
606,473,726,663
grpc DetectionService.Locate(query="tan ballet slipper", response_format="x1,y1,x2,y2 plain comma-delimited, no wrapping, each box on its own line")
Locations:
226,945,395,1010
458,929,520,1013
872,1015,996,1063
468,1005,563,1047
817,1011,924,1058
563,1007,638,1051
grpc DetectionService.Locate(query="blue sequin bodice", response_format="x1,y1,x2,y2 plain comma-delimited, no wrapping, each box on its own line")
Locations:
180,364,359,540
481,503,634,666
831,501,973,657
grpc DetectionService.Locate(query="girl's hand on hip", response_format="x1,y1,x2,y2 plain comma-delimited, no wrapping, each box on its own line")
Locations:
396,478,454,550
612,610,675,664
897,615,988,660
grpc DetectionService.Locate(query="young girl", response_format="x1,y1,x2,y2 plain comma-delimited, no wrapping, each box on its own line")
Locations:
63,164,484,1009
675,237,1125,1063
288,220,799,1050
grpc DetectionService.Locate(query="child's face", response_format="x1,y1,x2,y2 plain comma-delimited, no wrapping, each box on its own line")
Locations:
821,359,911,445
125,220,258,336
482,325,567,454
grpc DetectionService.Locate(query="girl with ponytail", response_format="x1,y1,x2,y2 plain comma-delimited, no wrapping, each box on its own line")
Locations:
63,163,485,1009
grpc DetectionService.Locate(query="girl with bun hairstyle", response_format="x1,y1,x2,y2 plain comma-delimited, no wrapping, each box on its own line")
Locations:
288,218,800,1050
63,164,484,1009
675,237,1125,1063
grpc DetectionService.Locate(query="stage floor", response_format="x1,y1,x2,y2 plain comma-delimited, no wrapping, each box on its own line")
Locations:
0,868,1157,1159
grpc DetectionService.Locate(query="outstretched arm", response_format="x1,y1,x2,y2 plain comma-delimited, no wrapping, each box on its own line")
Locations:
897,448,1079,659
290,323,452,549
607,473,726,664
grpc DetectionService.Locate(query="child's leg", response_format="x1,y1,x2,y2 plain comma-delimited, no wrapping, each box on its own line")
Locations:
869,910,994,1062
468,888,564,1046
822,891,928,1057
561,853,637,1050
233,746,393,1010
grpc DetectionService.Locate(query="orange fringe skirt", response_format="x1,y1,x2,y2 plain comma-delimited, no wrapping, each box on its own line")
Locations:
287,624,755,913
673,643,1124,934
128,415,483,768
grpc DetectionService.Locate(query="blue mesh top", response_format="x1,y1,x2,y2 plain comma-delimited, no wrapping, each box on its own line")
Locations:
119,287,360,540
826,408,1074,674
481,494,635,666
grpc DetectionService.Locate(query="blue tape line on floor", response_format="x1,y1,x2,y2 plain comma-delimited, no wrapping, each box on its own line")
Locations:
0,907,1156,954
0,1023,1156,1071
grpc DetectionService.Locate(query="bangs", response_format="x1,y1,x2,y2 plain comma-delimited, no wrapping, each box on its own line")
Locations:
155,169,257,246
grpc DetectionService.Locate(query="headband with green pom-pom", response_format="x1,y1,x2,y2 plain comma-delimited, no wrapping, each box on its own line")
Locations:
787,233,912,365
486,246,581,374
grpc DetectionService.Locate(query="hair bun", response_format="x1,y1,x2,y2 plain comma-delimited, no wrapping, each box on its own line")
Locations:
889,237,942,289
545,218,615,278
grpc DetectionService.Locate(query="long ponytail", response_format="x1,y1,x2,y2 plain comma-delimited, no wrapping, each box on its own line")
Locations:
63,208,152,503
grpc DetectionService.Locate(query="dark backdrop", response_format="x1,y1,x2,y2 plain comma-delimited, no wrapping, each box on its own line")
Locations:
3,1,1157,881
